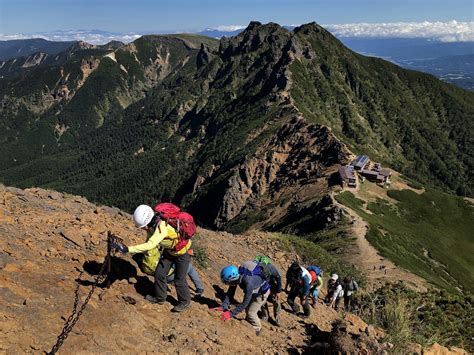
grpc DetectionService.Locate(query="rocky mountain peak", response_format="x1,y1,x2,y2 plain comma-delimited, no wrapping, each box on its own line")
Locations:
100,40,125,50
197,43,214,67
293,21,327,35
74,40,97,50
219,21,292,58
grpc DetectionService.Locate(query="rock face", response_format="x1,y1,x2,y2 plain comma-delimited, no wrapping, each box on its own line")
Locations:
209,117,349,230
0,185,395,354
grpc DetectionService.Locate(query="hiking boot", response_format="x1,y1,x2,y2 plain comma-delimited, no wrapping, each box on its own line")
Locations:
195,288,204,297
171,302,191,313
145,295,165,305
275,314,281,327
256,328,262,336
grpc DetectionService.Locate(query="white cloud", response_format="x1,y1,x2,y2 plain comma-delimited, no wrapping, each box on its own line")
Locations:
0,30,141,44
0,33,31,40
212,25,246,32
1,21,473,44
324,20,474,42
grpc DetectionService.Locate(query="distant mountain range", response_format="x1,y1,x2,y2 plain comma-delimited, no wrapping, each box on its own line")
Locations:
2,28,473,91
0,38,75,61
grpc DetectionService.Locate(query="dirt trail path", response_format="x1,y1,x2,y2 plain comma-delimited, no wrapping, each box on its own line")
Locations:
334,197,427,291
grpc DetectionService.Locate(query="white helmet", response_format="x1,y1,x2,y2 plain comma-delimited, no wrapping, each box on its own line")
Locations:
133,204,154,228
331,273,339,281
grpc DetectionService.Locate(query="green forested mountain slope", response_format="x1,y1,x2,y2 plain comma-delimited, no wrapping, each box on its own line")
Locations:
0,22,473,227
290,24,473,196
0,38,76,61
0,35,218,168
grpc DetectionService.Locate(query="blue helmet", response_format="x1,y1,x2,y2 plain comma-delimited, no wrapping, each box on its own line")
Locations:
220,265,240,283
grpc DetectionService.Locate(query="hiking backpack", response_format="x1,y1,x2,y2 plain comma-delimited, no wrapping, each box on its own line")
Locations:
306,265,322,276
286,261,303,286
154,203,197,252
238,261,271,293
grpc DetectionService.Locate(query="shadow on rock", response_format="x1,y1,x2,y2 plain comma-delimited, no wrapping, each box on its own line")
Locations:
133,275,154,297
80,257,138,288
288,322,332,354
212,285,227,301
193,294,220,308
327,171,341,188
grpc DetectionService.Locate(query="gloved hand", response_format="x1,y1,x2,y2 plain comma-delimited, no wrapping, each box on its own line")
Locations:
110,241,128,253
220,310,232,321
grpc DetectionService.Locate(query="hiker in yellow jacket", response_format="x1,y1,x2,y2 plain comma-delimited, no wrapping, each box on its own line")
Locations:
110,204,192,312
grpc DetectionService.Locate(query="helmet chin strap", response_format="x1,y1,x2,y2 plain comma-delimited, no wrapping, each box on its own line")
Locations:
148,213,161,230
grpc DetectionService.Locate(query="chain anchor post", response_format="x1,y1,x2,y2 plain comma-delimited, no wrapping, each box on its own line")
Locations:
106,231,113,289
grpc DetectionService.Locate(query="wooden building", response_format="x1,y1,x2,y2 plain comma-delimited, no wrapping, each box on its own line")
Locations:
339,165,357,187
360,168,391,184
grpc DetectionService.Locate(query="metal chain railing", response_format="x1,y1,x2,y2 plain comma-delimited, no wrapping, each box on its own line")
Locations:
46,232,123,355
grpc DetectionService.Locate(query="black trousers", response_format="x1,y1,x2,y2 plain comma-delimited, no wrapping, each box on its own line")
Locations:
155,251,191,304
287,287,311,317
344,294,354,310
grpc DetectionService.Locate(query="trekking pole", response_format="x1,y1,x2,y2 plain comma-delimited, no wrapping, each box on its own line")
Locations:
106,231,113,289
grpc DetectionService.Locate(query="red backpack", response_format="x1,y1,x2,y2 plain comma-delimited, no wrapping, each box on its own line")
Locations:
154,203,197,251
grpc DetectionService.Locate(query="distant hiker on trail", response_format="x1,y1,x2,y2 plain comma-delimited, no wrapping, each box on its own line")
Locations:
325,274,343,310
254,255,282,326
342,276,359,311
218,261,271,336
284,261,312,318
110,204,195,313
306,265,323,308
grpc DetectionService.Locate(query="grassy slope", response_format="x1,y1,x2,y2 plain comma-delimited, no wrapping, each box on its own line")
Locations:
336,187,474,294
269,232,365,285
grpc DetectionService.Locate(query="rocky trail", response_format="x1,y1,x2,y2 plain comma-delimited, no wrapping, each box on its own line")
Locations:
336,200,427,292
0,185,462,354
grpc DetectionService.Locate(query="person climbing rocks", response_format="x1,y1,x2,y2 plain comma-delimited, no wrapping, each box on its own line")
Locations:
219,261,271,336
342,276,359,311
284,261,312,318
306,265,323,308
167,258,204,297
325,273,343,310
110,204,192,312
254,255,282,326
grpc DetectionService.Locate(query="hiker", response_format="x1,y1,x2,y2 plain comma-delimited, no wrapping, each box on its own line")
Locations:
284,261,312,318
306,265,323,308
325,273,343,310
342,276,359,311
219,261,271,335
110,204,192,312
254,255,282,326
167,258,204,297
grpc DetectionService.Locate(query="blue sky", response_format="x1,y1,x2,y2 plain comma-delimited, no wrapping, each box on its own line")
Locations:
1,0,473,34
